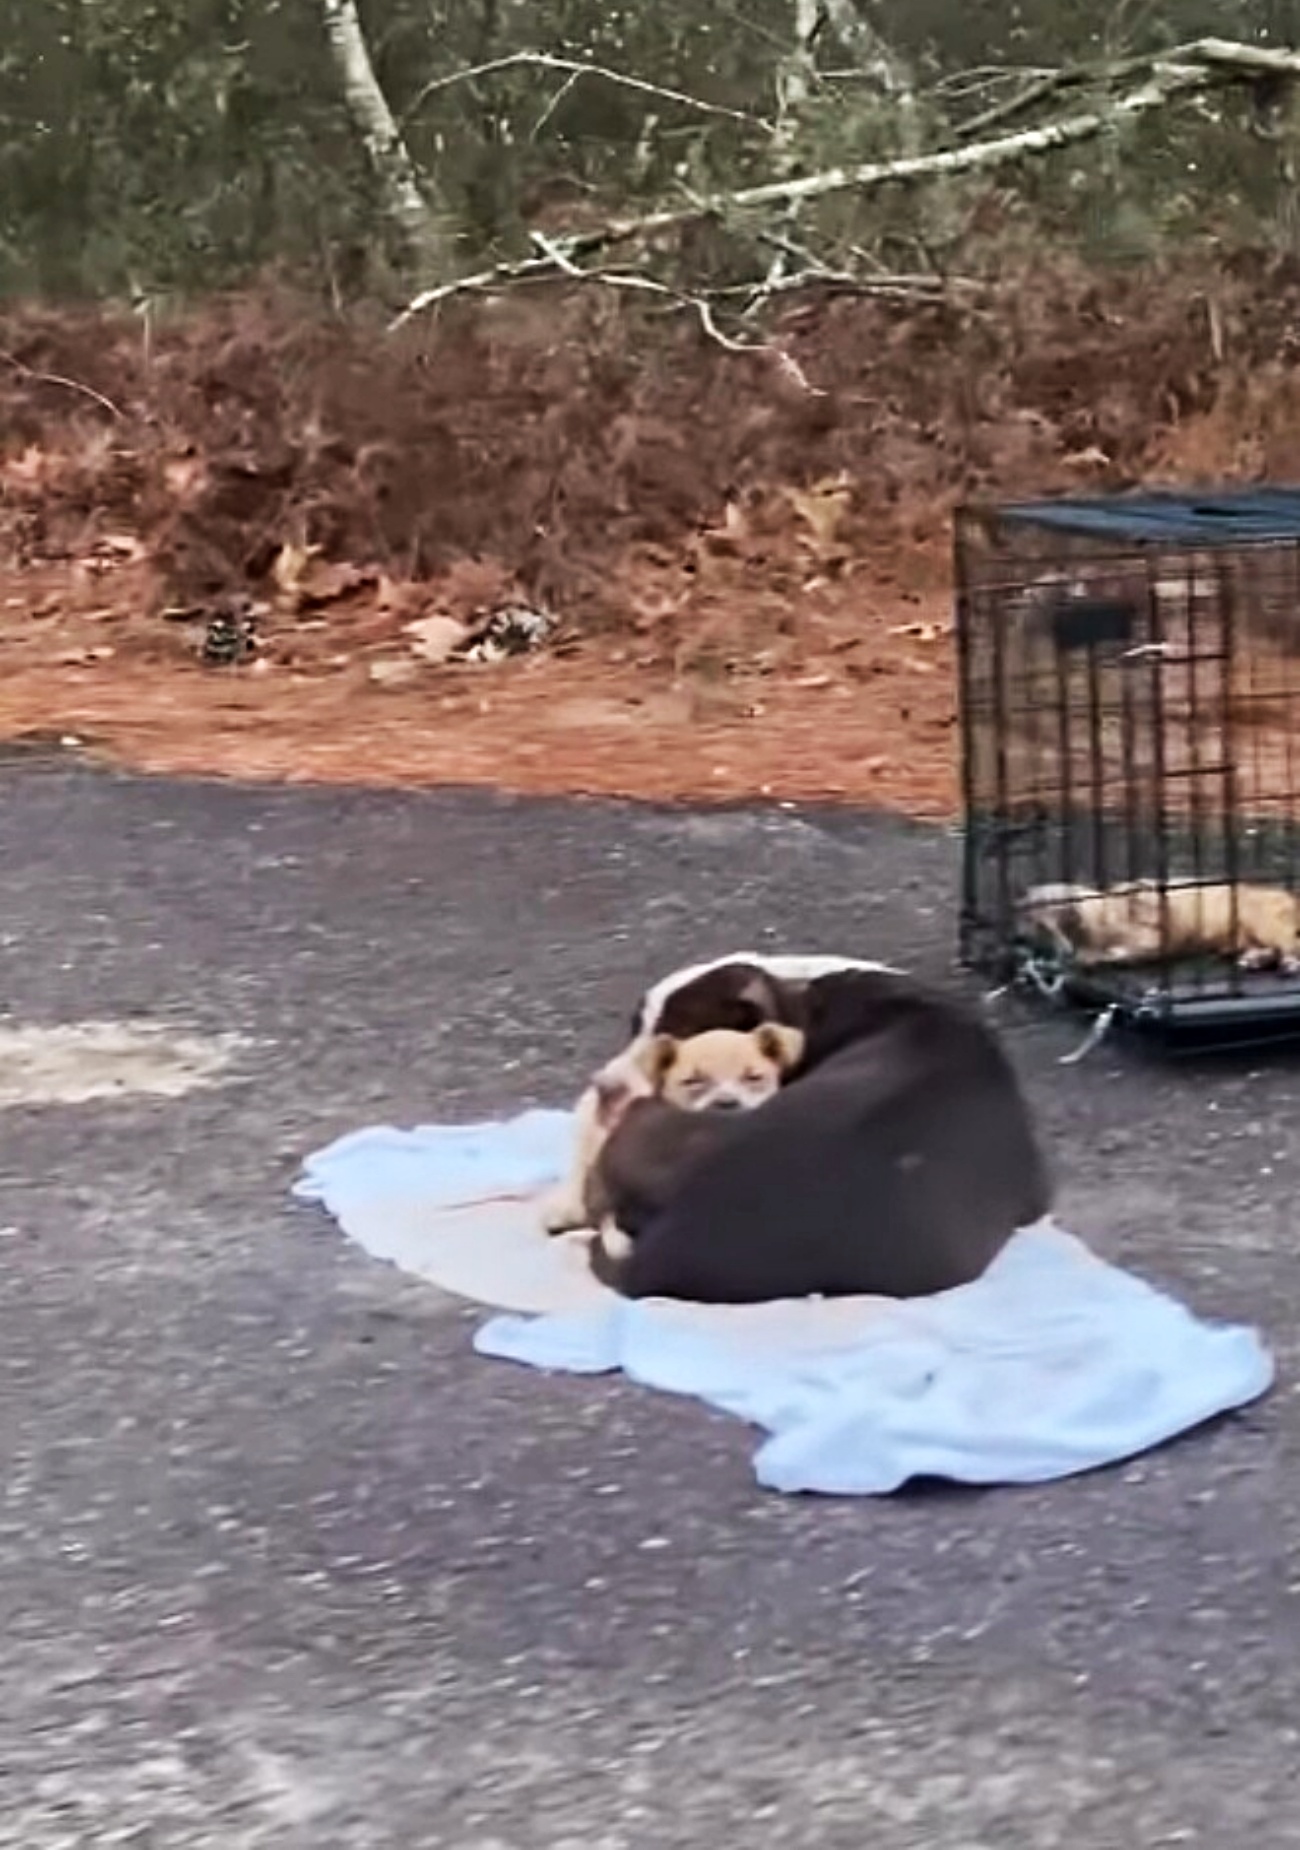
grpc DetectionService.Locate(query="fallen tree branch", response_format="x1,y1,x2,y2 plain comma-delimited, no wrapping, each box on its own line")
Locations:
389,71,1180,328
387,243,975,331
391,36,1300,333
403,50,770,132
589,63,1210,236
526,229,825,391
951,68,1074,142
0,349,123,419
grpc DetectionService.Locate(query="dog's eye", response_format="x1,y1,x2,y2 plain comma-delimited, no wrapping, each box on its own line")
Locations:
742,1071,767,1085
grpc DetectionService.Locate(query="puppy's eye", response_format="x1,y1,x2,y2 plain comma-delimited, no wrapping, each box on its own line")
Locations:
742,1071,767,1085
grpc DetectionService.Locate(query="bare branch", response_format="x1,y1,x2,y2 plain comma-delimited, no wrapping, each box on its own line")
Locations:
949,36,1300,141
581,63,1210,240
0,349,123,419
952,70,1075,142
1192,36,1300,78
929,66,1064,96
529,69,584,141
404,50,770,132
390,252,575,327
526,230,825,388
391,36,1300,334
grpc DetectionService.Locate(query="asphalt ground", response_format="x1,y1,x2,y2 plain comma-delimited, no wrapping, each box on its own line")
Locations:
2,759,1295,1847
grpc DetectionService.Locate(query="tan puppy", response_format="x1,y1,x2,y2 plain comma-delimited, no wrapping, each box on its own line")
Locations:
540,1024,804,1235
650,1023,804,1111
540,1037,657,1235
1022,880,1300,971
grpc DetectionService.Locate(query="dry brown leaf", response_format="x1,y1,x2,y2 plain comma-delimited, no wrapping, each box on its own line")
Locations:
271,542,365,611
97,533,146,562
298,560,365,607
375,573,426,618
404,614,469,666
271,541,314,598
163,455,208,503
888,620,950,643
1061,446,1111,472
5,446,47,487
783,475,853,552
368,657,420,689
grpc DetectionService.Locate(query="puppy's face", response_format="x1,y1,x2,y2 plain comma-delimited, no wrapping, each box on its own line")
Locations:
645,1024,804,1113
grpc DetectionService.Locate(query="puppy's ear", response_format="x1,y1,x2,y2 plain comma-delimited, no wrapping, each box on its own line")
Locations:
756,1022,805,1071
634,1034,679,1085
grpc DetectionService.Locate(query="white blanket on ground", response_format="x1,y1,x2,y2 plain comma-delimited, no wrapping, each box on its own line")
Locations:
295,1108,1275,1497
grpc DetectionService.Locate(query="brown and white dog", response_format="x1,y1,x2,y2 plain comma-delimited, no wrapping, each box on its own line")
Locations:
587,966,1051,1302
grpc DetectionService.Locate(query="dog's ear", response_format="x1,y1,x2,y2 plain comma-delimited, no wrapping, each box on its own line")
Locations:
732,970,781,1029
650,1034,679,1082
755,1022,805,1071
741,971,808,1032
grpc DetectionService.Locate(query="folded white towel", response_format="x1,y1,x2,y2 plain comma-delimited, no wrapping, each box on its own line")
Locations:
296,1108,1274,1496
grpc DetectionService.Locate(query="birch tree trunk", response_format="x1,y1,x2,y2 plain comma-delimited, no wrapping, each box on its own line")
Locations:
319,0,451,275
772,0,822,163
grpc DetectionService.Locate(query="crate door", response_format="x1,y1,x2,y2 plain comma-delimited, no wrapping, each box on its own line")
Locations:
1043,562,1236,900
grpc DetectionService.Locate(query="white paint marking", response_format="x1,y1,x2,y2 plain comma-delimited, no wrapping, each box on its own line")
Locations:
0,1021,249,1107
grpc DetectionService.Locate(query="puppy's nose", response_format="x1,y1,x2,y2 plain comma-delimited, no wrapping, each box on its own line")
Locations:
711,1096,743,1112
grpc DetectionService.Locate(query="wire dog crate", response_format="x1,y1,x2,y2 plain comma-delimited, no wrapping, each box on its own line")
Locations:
956,487,1300,1037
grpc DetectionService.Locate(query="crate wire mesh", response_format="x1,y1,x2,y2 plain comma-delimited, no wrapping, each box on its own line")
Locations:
956,488,1300,1032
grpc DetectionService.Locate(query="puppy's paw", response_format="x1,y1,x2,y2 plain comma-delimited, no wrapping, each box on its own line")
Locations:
540,1187,587,1236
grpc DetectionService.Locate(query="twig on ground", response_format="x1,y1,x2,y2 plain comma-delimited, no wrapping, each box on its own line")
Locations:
0,349,123,419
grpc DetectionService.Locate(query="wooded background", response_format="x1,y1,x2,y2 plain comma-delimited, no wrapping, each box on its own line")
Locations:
8,0,1300,305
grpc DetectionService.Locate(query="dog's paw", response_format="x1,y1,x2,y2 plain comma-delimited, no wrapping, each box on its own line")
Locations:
587,1222,633,1291
540,1187,586,1236
596,1222,634,1262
